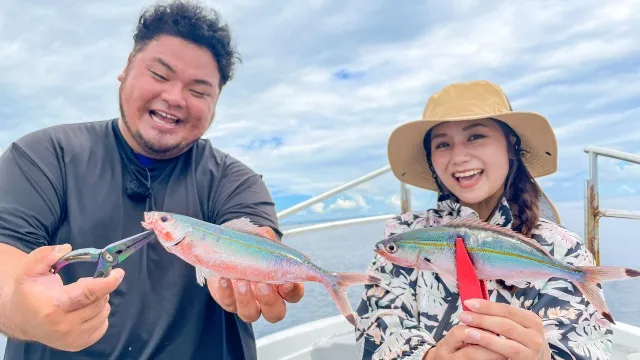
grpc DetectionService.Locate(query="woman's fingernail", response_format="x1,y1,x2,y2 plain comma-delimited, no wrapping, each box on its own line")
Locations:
465,328,481,340
459,312,472,323
258,283,270,295
465,300,480,310
237,281,247,294
283,283,294,291
220,279,228,288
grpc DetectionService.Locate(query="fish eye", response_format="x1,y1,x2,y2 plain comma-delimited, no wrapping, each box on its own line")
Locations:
160,216,168,222
385,242,398,253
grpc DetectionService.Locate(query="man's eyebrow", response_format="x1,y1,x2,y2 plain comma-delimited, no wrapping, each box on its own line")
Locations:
192,79,213,88
153,57,213,88
154,57,175,73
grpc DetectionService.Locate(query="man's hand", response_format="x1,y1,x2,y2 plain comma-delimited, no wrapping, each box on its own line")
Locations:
425,325,507,360
456,299,551,360
3,244,124,352
207,278,304,323
205,225,304,323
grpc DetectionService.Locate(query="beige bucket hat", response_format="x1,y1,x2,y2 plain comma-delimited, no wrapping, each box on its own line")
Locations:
387,80,561,222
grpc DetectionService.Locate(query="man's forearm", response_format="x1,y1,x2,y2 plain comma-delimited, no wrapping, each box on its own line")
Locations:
0,244,27,339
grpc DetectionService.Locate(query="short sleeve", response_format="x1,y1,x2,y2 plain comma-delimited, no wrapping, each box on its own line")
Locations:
0,136,66,253
210,154,281,240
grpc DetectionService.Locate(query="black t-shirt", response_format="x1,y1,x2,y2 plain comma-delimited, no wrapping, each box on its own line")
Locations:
0,119,281,360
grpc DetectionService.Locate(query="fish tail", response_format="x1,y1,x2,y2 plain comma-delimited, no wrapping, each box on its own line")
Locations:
576,266,640,324
325,271,382,326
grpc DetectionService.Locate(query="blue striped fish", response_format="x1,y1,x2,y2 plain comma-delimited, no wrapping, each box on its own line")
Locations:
374,216,639,324
141,211,381,326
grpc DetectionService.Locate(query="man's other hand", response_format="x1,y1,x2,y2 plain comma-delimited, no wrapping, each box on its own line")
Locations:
208,278,304,323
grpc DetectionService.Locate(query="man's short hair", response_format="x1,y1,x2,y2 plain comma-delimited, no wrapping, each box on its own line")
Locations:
132,0,241,88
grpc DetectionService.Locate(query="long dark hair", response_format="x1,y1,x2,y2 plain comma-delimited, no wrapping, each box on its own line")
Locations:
423,120,540,237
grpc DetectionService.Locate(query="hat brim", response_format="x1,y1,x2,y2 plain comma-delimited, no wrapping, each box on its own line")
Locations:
387,111,558,192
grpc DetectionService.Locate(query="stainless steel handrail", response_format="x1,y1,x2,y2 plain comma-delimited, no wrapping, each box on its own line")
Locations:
276,165,392,219
282,214,393,236
584,146,640,265
276,165,412,220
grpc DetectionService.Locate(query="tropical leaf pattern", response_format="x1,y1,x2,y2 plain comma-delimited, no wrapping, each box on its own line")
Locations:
355,196,613,360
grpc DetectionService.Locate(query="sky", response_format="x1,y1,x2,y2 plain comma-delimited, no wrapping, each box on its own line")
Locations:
1,0,640,232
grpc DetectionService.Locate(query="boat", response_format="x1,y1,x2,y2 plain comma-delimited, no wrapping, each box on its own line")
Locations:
2,145,640,360
255,145,640,360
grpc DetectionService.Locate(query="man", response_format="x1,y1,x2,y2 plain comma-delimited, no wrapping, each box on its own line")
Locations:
0,1,303,359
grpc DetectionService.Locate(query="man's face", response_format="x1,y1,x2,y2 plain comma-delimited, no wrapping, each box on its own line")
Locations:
117,34,221,159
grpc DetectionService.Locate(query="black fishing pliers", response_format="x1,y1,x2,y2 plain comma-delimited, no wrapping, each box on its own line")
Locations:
50,231,156,278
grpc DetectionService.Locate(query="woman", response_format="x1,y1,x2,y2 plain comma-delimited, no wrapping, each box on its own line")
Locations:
355,80,613,360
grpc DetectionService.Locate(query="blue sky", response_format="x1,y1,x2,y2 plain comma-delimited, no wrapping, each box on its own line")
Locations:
1,0,640,231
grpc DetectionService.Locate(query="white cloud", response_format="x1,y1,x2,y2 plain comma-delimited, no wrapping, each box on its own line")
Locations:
2,0,640,221
310,202,325,214
386,195,401,208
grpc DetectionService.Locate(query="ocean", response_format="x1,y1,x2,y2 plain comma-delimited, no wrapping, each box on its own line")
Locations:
1,216,638,358
252,217,640,339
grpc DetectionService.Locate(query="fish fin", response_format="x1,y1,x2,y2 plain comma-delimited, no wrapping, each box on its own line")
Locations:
574,266,640,324
326,271,382,326
195,267,216,287
221,217,278,241
416,256,438,272
441,216,553,258
417,256,456,283
298,251,314,262
196,267,207,286
503,279,531,288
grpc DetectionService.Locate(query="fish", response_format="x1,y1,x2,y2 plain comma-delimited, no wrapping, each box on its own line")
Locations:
141,211,381,326
373,215,640,324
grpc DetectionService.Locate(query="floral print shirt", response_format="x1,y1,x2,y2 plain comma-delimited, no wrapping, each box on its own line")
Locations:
355,196,613,360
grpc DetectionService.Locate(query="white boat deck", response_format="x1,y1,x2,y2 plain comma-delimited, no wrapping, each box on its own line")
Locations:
256,315,640,360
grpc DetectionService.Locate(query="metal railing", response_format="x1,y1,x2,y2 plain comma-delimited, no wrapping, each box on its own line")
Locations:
276,165,397,220
282,214,394,236
276,165,412,237
584,146,640,265
276,165,412,236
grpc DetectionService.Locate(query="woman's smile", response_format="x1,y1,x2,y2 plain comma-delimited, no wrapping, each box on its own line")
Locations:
452,169,484,189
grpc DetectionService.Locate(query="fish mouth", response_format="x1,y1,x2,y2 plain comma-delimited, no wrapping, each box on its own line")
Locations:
141,211,169,228
374,242,385,255
141,212,154,230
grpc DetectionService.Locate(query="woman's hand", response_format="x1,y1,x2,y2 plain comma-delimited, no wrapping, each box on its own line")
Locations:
457,299,551,360
425,324,507,360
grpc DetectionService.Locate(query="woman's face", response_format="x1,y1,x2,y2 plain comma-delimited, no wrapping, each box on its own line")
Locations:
429,118,511,209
